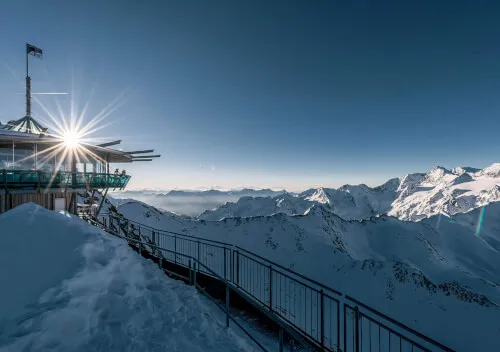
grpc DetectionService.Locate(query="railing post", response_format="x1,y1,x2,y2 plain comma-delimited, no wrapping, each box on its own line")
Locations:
138,227,143,254
197,240,200,263
269,264,273,312
354,306,360,352
225,284,230,328
193,262,197,286
174,234,177,264
188,259,192,285
223,248,227,281
151,231,156,257
236,250,240,288
320,289,325,349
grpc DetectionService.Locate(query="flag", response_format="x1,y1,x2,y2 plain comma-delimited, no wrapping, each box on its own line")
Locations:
26,43,43,58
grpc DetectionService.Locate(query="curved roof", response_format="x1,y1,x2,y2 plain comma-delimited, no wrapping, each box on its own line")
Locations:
1,115,47,135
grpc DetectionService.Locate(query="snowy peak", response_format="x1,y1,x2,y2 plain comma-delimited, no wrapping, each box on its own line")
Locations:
452,166,481,176
422,166,454,186
302,187,332,204
197,192,313,221
476,163,500,178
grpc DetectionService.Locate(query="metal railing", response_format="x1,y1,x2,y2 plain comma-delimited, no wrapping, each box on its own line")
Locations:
0,170,131,190
94,213,454,352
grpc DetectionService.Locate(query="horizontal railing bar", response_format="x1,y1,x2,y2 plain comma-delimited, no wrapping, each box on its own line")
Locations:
236,245,342,296
358,312,430,351
112,215,231,246
345,295,453,351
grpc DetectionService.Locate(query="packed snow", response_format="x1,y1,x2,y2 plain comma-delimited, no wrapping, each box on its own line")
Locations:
0,204,262,352
116,200,500,351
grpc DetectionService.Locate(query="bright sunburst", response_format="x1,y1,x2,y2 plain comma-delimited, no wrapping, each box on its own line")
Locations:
12,81,131,185
63,130,81,148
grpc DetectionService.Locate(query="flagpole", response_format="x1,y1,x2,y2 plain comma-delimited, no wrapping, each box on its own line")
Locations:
25,43,31,117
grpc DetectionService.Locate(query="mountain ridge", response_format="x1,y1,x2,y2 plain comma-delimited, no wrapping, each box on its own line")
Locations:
199,163,500,222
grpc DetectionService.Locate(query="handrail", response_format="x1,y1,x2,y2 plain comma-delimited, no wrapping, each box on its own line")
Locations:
112,214,343,296
235,245,343,297
98,213,455,352
345,295,453,352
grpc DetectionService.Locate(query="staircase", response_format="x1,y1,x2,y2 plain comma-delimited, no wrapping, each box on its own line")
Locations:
82,213,454,352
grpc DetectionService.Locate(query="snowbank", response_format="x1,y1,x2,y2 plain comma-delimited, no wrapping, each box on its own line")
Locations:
0,203,259,352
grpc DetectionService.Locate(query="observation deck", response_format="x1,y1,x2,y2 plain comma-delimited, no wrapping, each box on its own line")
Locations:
0,170,131,191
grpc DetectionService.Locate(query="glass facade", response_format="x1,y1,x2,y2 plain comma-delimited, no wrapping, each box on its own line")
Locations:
0,144,57,171
0,143,130,190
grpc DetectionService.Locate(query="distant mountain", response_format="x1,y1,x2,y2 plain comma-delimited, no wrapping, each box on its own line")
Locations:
199,163,500,222
116,199,500,351
111,188,286,216
198,193,313,221
164,188,284,198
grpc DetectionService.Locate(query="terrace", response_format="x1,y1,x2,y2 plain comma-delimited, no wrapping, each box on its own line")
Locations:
0,120,158,193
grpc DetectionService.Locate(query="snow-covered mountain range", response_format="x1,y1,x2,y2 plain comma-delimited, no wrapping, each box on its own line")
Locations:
199,163,500,222
111,188,286,217
114,199,500,351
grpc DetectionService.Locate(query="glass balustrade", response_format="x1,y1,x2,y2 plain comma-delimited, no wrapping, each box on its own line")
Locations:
0,170,131,190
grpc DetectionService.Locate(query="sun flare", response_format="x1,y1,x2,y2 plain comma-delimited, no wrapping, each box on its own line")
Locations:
63,130,81,148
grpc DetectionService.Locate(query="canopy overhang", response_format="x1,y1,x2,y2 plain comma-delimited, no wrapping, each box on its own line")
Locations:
0,130,151,163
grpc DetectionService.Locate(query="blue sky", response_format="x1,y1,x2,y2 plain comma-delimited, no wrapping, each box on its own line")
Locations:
1,0,499,191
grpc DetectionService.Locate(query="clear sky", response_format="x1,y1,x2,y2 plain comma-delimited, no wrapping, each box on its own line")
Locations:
1,0,499,191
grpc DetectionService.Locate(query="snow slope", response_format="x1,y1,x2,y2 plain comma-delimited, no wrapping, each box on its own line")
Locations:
0,204,260,352
199,163,500,222
117,200,500,351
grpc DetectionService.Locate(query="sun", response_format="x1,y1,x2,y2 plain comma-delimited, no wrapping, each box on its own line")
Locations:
63,130,81,148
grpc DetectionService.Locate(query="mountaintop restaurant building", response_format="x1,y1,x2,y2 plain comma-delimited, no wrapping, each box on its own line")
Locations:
0,43,159,214
0,116,158,214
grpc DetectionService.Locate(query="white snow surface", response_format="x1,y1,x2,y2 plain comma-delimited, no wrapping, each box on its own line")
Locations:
199,163,500,222
117,200,500,351
0,204,259,352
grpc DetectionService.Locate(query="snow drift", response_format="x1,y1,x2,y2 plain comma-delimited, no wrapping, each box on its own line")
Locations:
0,203,259,352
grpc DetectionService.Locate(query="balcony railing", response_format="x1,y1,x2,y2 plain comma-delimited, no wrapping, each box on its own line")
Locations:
0,170,131,191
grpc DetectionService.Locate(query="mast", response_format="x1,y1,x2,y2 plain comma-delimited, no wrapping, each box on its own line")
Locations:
26,43,31,118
